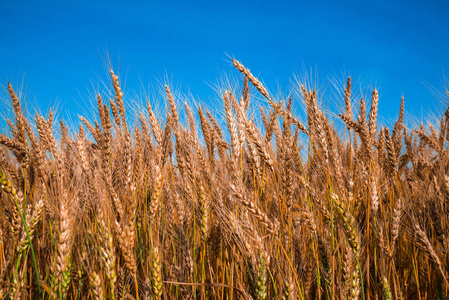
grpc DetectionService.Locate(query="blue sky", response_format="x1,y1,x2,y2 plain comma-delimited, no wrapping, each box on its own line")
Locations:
1,0,449,125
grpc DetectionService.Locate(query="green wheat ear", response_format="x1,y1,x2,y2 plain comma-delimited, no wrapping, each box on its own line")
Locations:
0,167,42,298
151,247,163,299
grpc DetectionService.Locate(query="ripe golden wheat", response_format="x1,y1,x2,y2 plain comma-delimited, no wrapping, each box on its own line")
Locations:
0,60,448,299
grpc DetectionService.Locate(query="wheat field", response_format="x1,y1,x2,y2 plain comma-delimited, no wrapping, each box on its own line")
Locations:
0,59,448,299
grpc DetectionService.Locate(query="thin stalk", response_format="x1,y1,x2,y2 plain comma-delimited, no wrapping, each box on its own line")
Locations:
355,254,366,300
12,194,42,298
276,238,304,300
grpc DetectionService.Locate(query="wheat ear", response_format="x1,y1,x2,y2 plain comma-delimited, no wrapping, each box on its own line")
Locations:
151,247,163,298
230,184,279,233
232,59,271,101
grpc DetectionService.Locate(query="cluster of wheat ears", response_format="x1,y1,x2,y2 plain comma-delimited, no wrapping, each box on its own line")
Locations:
0,59,448,300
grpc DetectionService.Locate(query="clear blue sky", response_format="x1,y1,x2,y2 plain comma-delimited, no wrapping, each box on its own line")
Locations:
1,0,449,124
